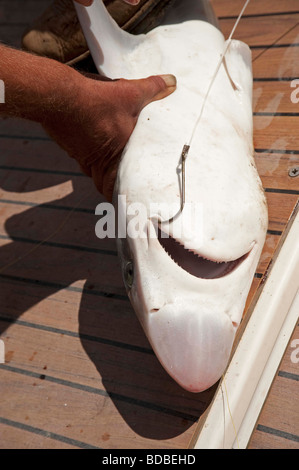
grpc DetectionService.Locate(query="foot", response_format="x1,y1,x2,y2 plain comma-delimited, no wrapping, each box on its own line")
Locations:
21,0,170,65
22,0,90,64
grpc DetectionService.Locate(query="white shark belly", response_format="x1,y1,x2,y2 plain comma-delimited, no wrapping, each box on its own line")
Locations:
76,0,268,392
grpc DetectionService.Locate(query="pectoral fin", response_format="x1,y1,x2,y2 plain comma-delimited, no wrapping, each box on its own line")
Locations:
74,0,142,78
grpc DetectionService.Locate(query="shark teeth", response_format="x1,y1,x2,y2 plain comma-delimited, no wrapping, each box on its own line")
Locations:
155,225,248,279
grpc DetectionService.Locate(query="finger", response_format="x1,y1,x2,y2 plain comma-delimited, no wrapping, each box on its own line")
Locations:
134,74,177,110
123,0,140,5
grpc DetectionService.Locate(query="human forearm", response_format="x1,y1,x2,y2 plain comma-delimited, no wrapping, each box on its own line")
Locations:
0,44,82,124
0,43,176,200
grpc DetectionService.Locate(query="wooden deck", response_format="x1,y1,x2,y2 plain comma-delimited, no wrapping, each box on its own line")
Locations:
0,0,298,449
211,0,299,449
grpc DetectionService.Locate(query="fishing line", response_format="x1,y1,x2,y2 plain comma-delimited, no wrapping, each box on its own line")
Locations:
161,0,251,224
220,381,226,449
187,0,251,149
222,374,240,449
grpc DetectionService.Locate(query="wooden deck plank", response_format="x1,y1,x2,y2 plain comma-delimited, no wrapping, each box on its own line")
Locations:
256,233,280,273
0,179,296,237
0,136,83,174
252,47,299,79
254,116,299,150
0,421,79,449
248,324,299,449
0,0,298,450
210,0,299,450
0,197,291,279
253,81,299,114
211,0,299,17
256,377,299,437
219,15,299,47
0,279,145,350
0,319,212,449
0,116,54,139
0,320,213,416
0,174,98,206
263,193,298,231
243,276,261,315
0,243,125,294
279,324,299,377
1,368,197,449
255,152,299,191
0,266,262,353
248,429,299,449
0,200,116,252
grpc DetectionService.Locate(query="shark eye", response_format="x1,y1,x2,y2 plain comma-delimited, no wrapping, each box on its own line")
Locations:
124,261,134,289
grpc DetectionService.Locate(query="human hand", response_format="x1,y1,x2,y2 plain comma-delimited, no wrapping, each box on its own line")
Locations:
0,42,175,202
42,72,176,201
74,1,141,6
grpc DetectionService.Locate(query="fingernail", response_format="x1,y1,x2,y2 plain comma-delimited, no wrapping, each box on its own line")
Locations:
124,0,140,5
160,74,177,89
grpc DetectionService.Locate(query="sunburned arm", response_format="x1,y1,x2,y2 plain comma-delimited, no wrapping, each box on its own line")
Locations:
0,44,84,122
0,44,176,200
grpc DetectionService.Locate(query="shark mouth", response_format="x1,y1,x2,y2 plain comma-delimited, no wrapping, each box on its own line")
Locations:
156,225,249,279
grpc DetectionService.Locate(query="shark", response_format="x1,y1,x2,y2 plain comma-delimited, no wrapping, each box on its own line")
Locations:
75,0,268,392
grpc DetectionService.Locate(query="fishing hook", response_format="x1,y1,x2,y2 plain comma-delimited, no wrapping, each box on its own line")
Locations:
159,143,190,226
159,0,251,226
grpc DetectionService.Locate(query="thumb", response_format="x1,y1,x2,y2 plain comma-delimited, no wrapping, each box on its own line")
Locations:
130,74,177,112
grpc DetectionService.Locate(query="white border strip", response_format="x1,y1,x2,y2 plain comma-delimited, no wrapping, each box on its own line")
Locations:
194,209,299,449
233,288,299,448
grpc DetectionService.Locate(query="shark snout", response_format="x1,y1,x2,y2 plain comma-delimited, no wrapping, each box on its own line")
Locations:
146,300,236,392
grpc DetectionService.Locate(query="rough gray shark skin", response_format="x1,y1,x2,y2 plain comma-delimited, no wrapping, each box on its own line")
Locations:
76,0,268,392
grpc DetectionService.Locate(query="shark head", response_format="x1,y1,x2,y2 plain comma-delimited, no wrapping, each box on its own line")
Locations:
116,164,267,393
118,229,250,391
76,0,268,392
